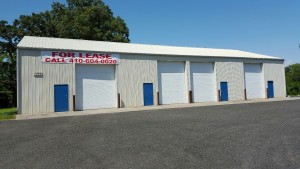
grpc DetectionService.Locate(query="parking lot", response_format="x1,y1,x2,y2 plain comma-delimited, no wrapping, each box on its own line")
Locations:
1,99,300,169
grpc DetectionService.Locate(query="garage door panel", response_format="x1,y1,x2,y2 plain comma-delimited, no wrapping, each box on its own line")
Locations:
244,64,264,99
76,65,116,110
83,82,115,109
160,74,186,103
158,62,186,105
190,63,215,102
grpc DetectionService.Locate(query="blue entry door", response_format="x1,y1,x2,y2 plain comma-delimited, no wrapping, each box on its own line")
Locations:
143,83,154,106
220,82,228,101
54,84,69,112
267,81,274,98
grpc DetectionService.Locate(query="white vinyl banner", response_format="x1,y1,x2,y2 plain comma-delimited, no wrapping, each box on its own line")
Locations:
41,51,120,64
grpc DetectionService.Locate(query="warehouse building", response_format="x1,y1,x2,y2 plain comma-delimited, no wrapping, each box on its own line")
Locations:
17,36,286,115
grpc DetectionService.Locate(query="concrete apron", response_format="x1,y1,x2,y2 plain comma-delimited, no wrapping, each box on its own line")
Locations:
16,97,300,120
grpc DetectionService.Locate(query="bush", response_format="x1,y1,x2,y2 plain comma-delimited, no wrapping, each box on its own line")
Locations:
0,91,14,108
285,64,300,96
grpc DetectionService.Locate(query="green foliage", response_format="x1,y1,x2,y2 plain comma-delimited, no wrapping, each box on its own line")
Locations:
0,107,17,120
0,0,130,107
0,91,14,108
13,0,130,42
285,63,300,95
0,21,18,107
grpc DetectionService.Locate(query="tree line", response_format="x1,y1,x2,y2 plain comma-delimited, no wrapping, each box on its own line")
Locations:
285,63,300,96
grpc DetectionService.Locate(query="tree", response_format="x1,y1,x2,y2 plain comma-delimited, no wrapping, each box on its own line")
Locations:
285,64,300,95
0,0,130,107
0,20,19,107
53,0,129,41
14,0,129,42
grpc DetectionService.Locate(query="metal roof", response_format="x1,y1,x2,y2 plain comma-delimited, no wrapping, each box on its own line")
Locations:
17,36,282,60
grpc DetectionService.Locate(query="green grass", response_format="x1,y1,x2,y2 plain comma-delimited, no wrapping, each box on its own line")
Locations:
0,108,17,120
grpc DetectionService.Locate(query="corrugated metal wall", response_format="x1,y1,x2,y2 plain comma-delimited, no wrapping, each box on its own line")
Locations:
117,56,157,107
19,50,74,115
264,63,286,97
18,50,286,114
215,62,245,101
17,49,22,114
185,61,191,98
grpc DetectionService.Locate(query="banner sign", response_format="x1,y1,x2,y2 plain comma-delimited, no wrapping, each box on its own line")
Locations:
41,51,119,64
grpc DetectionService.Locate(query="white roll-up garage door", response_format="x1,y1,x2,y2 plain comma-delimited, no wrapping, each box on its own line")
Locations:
244,64,264,99
158,62,186,104
190,62,216,102
76,64,116,110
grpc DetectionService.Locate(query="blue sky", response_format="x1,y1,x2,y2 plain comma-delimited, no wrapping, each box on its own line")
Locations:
1,0,299,64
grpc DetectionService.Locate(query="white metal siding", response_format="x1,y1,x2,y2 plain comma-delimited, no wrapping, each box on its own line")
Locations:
19,50,74,115
190,62,216,102
117,56,157,107
215,62,245,101
264,63,286,97
76,64,116,110
18,49,286,115
158,62,186,104
17,49,21,114
244,64,264,99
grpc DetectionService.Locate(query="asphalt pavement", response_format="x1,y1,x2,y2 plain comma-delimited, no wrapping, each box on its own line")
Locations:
1,100,300,169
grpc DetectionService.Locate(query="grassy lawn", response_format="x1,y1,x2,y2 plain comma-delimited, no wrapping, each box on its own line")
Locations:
0,108,17,120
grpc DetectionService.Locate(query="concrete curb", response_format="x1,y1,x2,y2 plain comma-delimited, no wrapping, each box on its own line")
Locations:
16,97,300,120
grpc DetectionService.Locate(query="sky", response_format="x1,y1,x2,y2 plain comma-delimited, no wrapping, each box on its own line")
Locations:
0,0,299,64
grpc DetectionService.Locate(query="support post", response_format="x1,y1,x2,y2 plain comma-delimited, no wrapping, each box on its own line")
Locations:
157,92,160,105
73,95,76,111
117,93,121,108
218,90,221,102
244,89,247,100
189,91,193,103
